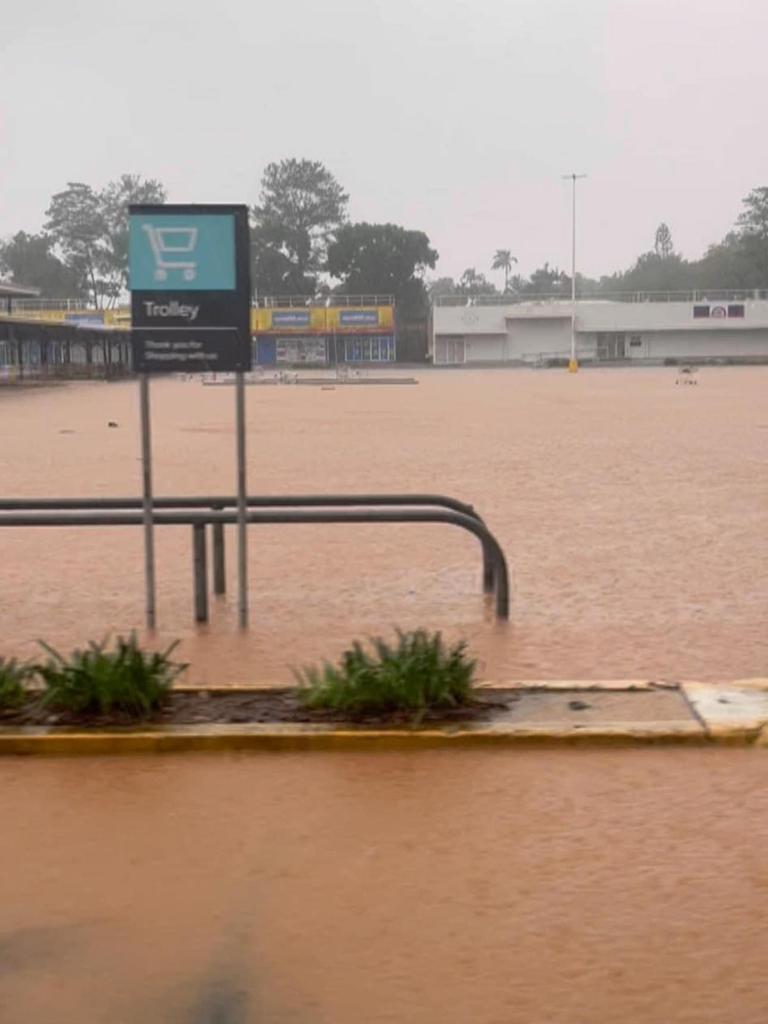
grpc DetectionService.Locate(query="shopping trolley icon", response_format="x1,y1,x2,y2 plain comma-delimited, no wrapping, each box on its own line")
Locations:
142,224,198,282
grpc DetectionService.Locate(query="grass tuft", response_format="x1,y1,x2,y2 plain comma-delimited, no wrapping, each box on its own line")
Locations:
297,629,476,715
0,658,34,709
37,634,187,718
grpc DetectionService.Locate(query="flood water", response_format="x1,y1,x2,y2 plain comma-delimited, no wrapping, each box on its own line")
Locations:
3,747,768,1023
1,367,766,682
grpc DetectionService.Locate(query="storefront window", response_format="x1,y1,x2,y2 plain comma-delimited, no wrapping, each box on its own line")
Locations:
345,335,397,362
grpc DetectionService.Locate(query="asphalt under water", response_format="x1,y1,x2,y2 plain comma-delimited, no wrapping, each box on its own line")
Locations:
0,367,766,682
2,747,768,1023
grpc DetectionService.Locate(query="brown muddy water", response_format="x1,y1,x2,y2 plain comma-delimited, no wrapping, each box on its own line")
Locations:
0,367,766,683
2,747,768,1023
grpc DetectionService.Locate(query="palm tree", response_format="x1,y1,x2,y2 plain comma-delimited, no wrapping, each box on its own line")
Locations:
458,267,497,297
491,249,518,292
459,267,481,294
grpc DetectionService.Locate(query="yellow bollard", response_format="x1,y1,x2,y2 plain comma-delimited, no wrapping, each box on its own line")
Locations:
568,358,579,373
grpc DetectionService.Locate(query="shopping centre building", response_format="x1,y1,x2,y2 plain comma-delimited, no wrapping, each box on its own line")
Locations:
431,292,768,365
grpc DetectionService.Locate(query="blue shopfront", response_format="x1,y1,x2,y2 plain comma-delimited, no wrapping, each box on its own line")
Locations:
254,333,396,366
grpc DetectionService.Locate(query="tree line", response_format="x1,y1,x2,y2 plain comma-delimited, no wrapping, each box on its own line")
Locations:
0,159,437,316
432,188,768,299
1,161,766,310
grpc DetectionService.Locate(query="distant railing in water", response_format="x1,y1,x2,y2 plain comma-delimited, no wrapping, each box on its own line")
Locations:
0,494,510,623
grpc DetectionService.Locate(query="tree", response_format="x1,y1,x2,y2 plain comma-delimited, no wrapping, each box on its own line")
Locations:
44,175,166,306
732,186,768,285
651,189,768,292
491,249,518,292
695,234,752,290
101,174,166,290
520,262,569,296
326,222,437,317
0,231,84,298
427,276,458,298
249,230,300,297
737,187,768,240
620,251,691,293
654,223,674,259
456,268,498,297
44,183,110,306
251,158,348,296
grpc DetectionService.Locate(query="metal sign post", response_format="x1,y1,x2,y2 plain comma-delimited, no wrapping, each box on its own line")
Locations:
139,373,156,629
235,371,248,627
129,204,252,628
231,208,252,628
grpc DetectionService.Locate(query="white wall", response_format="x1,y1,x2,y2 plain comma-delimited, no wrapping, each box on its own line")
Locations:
509,319,572,359
432,300,768,363
464,335,506,361
433,306,510,337
577,300,768,333
644,330,768,358
433,299,768,336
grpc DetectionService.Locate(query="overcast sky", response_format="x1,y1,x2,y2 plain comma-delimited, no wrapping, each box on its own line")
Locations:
2,0,767,284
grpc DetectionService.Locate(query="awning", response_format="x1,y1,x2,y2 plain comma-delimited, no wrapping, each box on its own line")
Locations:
0,281,41,299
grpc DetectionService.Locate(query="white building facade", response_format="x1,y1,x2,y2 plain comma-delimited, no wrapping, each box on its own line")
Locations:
431,294,768,365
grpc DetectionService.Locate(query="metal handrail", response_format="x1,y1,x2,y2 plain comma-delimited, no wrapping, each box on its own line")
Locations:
0,506,510,621
254,294,395,309
0,492,479,515
8,299,95,312
6,294,399,314
0,493,497,596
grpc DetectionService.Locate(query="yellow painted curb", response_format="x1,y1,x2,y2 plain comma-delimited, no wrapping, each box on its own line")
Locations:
0,720,709,756
175,679,767,694
178,680,684,693
476,679,679,691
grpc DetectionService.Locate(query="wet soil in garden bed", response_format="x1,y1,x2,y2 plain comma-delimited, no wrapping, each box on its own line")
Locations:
0,688,520,729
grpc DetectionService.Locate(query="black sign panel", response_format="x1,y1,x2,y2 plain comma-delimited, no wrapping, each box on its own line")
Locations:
132,328,244,370
129,204,251,374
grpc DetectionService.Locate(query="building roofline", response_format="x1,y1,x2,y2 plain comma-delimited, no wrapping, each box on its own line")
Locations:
434,288,768,307
0,281,41,299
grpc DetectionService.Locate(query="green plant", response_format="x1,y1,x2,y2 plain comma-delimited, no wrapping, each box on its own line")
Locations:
0,658,34,709
37,634,186,717
297,629,476,715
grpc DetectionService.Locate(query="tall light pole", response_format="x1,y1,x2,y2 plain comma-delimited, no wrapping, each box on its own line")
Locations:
563,173,586,373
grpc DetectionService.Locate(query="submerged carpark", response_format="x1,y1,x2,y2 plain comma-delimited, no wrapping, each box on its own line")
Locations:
4,0,768,1013
0,366,765,684
3,321,767,1024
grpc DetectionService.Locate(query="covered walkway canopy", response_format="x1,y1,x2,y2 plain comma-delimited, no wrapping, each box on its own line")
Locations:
0,280,40,314
0,315,131,379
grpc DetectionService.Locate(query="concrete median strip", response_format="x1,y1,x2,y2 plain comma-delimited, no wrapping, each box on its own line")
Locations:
681,679,768,743
2,681,768,755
